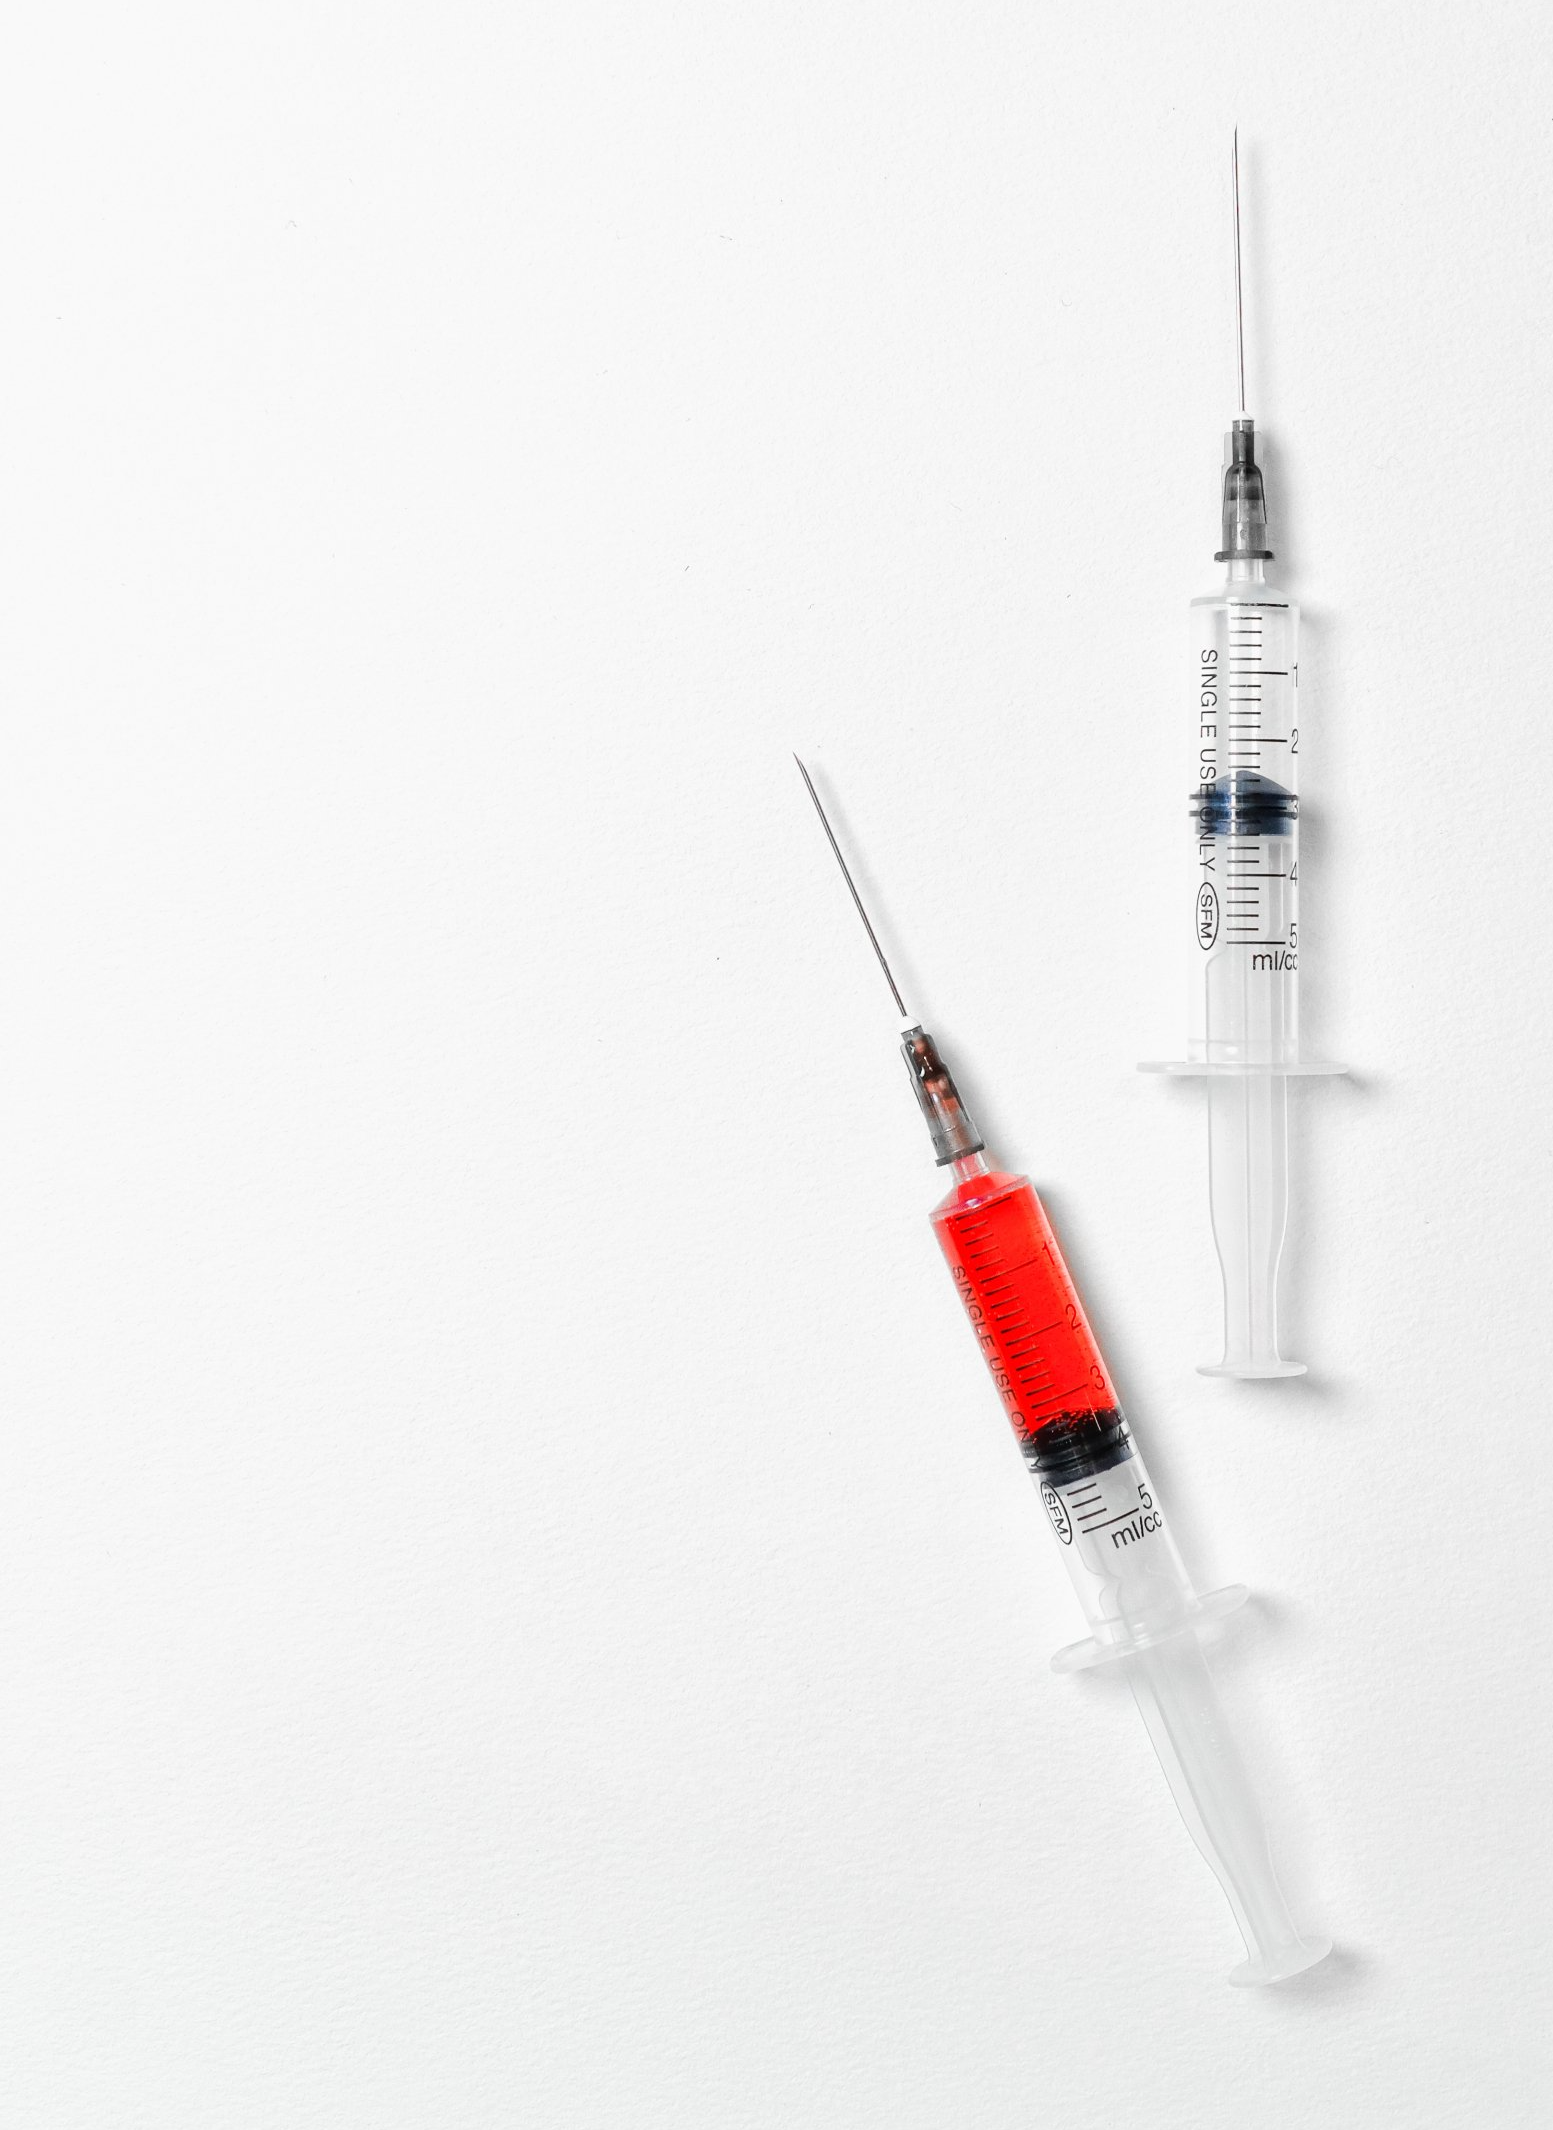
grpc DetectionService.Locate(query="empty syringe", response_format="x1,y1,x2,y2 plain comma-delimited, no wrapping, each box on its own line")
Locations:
1142,132,1346,1377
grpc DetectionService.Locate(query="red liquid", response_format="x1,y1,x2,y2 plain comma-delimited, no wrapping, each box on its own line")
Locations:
931,1168,1117,1450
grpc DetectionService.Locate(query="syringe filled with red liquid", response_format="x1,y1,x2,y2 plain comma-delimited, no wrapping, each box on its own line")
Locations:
797,758,1330,1986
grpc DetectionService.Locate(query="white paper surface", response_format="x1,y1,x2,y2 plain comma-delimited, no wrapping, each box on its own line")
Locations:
1,2,1549,2122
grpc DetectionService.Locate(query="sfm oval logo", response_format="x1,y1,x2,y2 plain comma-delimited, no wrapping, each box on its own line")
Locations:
1196,881,1219,950
1040,1482,1073,1545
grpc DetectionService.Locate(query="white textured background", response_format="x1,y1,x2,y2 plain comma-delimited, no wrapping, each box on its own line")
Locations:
0,3,1548,2124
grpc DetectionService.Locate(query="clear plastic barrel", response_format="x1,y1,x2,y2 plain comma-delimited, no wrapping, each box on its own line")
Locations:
1188,564,1300,1070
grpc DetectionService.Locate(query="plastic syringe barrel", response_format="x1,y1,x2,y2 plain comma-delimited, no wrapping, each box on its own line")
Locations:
930,1158,1328,1984
931,1163,1215,1660
1187,568,1301,1073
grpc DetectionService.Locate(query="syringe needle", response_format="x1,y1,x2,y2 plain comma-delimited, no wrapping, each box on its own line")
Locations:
796,757,984,1166
1232,126,1246,415
794,755,910,1020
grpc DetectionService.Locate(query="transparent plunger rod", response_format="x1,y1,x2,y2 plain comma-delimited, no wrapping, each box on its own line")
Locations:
1127,1634,1326,1986
1207,1069,1289,1374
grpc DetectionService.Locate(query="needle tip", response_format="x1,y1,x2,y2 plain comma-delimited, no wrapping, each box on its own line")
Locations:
1231,128,1247,417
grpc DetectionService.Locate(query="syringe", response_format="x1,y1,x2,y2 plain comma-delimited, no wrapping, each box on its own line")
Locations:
1142,132,1345,1378
798,757,1330,1985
